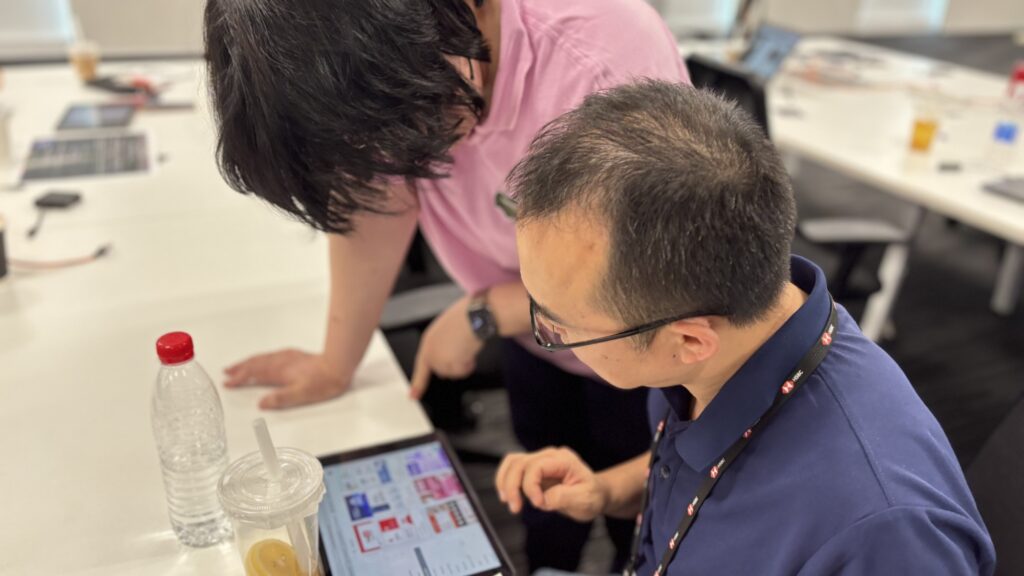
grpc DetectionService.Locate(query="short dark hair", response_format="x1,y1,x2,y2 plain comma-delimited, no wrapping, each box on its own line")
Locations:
509,80,796,329
204,0,489,234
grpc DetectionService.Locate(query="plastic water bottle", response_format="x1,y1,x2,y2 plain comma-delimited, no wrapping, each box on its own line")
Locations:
152,331,232,547
988,120,1019,171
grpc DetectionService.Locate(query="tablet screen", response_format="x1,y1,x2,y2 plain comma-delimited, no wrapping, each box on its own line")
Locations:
319,439,504,576
57,104,135,130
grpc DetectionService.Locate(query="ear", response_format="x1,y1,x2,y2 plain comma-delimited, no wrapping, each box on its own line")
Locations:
443,54,485,93
664,317,719,364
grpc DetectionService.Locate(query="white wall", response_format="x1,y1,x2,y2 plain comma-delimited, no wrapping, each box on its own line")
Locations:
3,0,1023,62
0,0,204,61
650,0,742,36
762,0,949,35
0,0,73,60
68,0,205,57
857,0,949,34
656,0,1023,36
945,0,1024,33
761,0,862,34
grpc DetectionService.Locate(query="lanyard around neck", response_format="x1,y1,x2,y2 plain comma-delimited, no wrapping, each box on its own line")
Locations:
625,295,839,576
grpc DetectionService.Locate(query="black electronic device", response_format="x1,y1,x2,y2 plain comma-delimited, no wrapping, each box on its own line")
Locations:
35,191,82,209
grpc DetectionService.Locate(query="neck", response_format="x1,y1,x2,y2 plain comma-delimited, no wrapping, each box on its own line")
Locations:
474,0,501,105
688,283,808,419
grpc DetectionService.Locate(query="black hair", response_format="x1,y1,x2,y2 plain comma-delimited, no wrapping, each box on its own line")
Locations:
509,80,796,330
204,0,489,233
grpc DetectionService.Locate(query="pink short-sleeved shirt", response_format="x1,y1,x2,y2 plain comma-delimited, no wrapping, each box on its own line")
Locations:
416,0,689,376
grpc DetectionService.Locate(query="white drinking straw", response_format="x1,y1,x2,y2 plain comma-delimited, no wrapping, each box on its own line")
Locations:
253,418,313,574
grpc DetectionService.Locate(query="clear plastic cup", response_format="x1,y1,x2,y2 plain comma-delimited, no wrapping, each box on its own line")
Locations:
68,40,100,82
908,94,944,154
218,448,325,576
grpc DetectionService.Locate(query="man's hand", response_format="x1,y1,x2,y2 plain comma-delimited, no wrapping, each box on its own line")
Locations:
409,296,485,399
224,349,351,409
495,447,608,523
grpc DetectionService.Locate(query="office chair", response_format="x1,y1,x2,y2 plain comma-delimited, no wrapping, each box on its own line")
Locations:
967,393,1024,576
686,54,921,338
687,54,770,134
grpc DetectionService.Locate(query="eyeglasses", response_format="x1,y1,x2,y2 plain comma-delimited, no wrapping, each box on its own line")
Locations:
529,296,726,351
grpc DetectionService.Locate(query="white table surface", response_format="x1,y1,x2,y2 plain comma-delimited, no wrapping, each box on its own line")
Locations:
0,61,431,576
680,35,1024,243
769,37,1024,245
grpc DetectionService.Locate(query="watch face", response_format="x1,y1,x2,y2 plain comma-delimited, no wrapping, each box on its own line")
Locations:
469,307,497,340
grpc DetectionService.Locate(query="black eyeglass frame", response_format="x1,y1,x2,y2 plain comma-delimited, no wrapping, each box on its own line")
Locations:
529,296,726,351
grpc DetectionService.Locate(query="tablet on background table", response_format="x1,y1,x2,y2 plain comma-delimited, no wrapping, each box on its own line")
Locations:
318,432,516,576
56,103,136,131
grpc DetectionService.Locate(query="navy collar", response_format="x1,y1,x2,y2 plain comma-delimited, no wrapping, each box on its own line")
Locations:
663,255,833,472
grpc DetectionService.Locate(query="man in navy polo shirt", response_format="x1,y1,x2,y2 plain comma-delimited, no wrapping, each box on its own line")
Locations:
495,80,995,575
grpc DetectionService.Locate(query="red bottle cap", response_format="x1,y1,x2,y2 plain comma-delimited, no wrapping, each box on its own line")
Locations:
1009,61,1024,98
156,332,195,365
1013,61,1024,81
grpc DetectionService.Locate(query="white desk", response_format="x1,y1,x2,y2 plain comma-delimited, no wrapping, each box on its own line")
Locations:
683,37,1024,339
0,61,431,576
770,39,1023,239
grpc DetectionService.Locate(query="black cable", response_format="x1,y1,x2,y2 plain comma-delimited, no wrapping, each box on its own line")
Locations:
26,209,46,239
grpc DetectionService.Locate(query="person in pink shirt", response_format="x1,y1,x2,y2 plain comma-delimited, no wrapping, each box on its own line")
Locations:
204,0,688,571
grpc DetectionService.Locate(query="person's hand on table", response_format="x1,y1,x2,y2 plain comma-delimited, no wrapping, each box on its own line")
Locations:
224,349,351,410
409,295,484,399
495,447,607,523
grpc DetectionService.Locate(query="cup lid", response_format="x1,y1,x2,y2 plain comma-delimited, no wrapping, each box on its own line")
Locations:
218,448,325,528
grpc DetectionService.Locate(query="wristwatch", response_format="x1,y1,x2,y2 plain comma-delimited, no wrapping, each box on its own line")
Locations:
467,289,498,341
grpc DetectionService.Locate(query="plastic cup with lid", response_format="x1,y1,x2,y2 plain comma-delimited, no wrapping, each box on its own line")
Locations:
218,419,325,576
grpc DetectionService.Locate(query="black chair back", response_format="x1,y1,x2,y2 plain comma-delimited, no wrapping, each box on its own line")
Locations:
686,53,770,136
967,394,1024,575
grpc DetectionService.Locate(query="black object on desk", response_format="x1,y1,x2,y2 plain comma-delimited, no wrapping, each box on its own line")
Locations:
85,76,152,95
35,190,82,209
27,191,82,239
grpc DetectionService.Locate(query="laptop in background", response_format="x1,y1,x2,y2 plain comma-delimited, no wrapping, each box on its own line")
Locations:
740,24,801,81
20,133,151,182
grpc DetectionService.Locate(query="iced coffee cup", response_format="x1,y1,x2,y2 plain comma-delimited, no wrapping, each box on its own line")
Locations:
69,40,100,82
219,421,325,576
